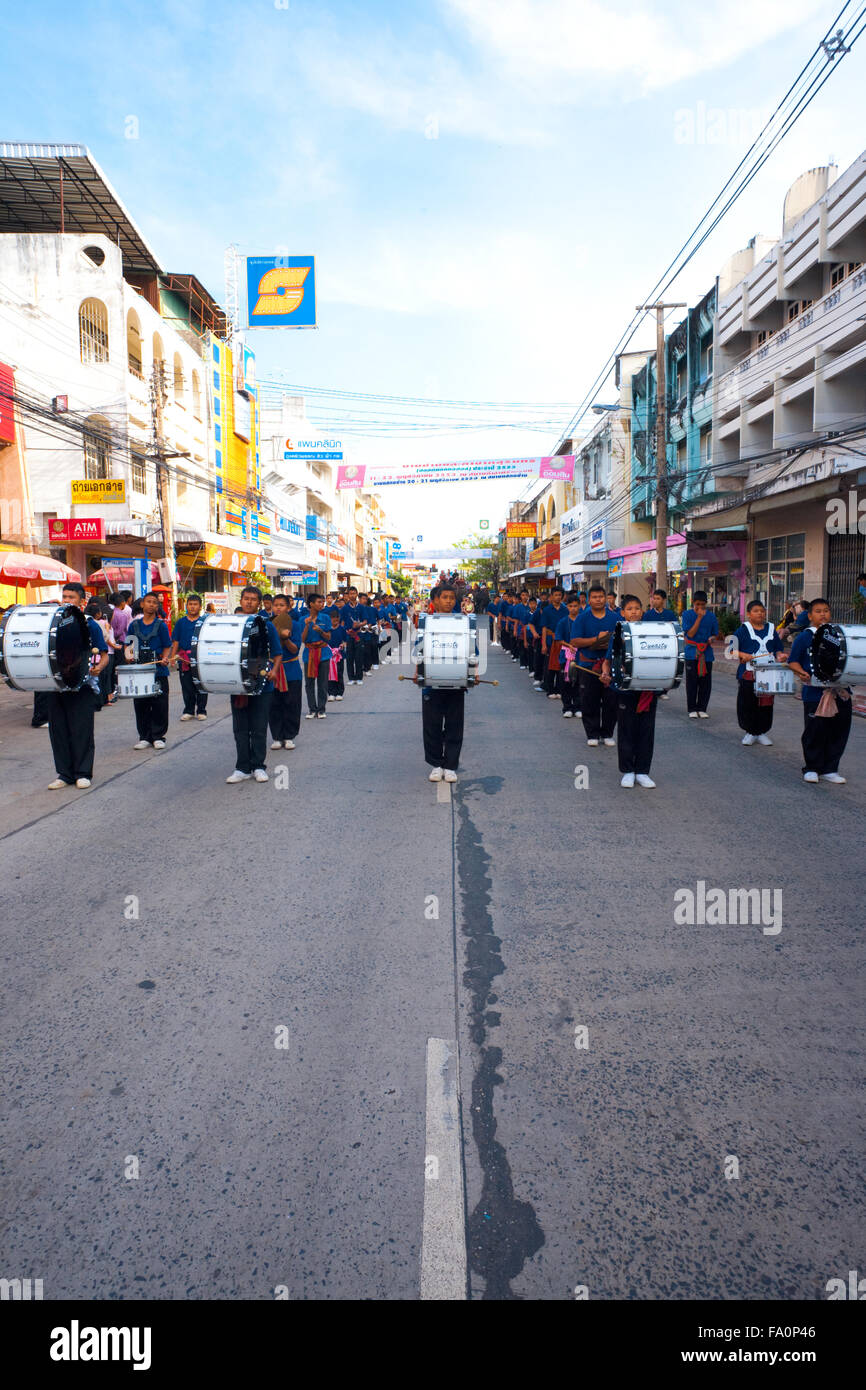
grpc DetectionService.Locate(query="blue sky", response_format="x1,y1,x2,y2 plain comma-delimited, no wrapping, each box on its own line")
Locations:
2,0,864,545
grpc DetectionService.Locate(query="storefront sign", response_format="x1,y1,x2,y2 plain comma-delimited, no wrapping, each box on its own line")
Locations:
0,362,15,444
71,478,126,505
590,523,606,552
527,541,560,569
49,518,106,543
507,522,538,538
278,570,317,583
204,541,261,573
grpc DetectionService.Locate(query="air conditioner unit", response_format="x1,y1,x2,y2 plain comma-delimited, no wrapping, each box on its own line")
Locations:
586,483,599,499
157,557,176,584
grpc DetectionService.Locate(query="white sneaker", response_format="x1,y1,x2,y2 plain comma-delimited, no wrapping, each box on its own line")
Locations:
47,778,68,790
180,712,193,721
284,739,295,749
443,769,458,783
75,777,91,788
741,734,756,745
305,712,316,719
820,772,846,784
133,739,150,749
660,692,669,700
575,711,583,718
803,771,819,783
757,734,773,746
533,683,544,690
698,711,709,719
372,664,380,670
153,739,166,750
563,710,573,718
328,695,336,701
429,766,444,781
620,772,635,788
253,768,269,782
271,740,283,749
636,774,656,788
587,738,599,747
226,770,251,783
688,711,698,719
316,711,326,719
547,693,559,699
335,695,344,700
196,712,208,720
603,738,616,747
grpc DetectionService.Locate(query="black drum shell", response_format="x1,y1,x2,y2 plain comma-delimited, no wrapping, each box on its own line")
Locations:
811,623,845,684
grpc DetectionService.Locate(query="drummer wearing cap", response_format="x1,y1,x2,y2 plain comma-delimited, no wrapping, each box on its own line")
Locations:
226,585,283,784
46,582,109,790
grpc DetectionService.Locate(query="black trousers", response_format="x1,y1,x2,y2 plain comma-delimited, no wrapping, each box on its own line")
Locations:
47,686,97,782
179,667,208,715
579,669,618,739
685,663,713,712
231,688,273,773
345,639,364,682
617,691,658,774
328,661,345,695
422,687,464,771
802,697,852,774
133,673,169,743
533,640,545,681
269,682,302,741
561,669,580,713
362,633,376,670
519,637,531,669
305,665,329,714
32,691,51,726
736,679,773,735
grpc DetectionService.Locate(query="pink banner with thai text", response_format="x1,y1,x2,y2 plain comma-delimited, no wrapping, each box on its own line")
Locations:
336,456,574,488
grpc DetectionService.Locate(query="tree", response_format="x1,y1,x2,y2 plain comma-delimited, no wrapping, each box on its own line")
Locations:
390,568,412,598
451,531,505,586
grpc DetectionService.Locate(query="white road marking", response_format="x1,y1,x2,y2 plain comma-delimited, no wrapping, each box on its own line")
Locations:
436,780,451,803
421,1037,467,1300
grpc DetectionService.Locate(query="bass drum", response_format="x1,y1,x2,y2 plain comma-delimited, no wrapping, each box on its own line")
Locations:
414,612,478,689
189,612,272,695
611,620,684,691
811,623,866,685
0,603,91,692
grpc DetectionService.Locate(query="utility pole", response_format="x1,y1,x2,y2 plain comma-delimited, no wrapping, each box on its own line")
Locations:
637,301,685,594
150,359,180,615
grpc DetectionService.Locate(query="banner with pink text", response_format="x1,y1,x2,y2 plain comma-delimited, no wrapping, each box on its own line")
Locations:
336,456,575,489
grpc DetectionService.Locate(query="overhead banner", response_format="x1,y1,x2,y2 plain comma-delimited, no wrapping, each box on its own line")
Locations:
204,541,262,573
336,456,575,489
243,255,317,330
391,547,492,561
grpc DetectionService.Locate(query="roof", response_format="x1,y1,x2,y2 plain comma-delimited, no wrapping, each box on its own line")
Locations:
0,143,162,274
160,273,228,339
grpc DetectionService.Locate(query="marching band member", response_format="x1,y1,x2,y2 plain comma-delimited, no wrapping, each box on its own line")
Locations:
226,585,283,783
170,593,208,721
732,600,786,747
125,591,172,750
572,583,618,747
539,586,566,699
554,593,583,718
642,588,676,623
788,597,852,785
342,586,365,685
301,595,332,719
46,583,109,790
415,583,478,784
601,594,659,788
327,607,348,699
681,589,719,719
269,593,303,750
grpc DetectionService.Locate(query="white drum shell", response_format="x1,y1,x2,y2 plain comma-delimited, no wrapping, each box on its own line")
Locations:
418,613,477,689
0,604,90,692
811,623,866,685
117,664,161,698
613,621,684,691
190,613,269,695
753,663,795,695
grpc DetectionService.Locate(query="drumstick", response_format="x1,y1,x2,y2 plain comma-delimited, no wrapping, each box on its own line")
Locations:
396,675,499,685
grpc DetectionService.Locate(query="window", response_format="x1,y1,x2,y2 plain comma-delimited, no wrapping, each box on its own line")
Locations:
131,451,147,493
756,329,770,347
699,333,713,382
830,263,846,288
127,311,143,376
82,245,105,267
84,426,110,480
192,371,202,420
176,470,190,503
676,439,687,472
79,299,109,364
702,428,712,465
753,532,806,620
173,353,185,405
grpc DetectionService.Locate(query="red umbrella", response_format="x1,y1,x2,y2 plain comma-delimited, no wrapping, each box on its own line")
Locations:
0,551,81,584
87,563,159,587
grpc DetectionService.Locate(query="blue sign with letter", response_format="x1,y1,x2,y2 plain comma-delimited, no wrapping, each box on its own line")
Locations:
244,255,317,330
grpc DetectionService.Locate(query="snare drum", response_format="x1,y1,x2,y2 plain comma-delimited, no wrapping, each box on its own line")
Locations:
753,662,795,695
116,664,162,699
190,613,271,695
0,603,91,692
610,620,684,691
414,612,478,689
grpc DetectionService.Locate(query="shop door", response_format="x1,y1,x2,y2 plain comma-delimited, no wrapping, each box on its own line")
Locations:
827,530,866,623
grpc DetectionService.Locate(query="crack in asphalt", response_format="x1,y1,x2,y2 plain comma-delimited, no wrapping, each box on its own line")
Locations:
454,776,545,1299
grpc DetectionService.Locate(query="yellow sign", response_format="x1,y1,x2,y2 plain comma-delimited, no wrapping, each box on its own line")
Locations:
205,542,261,573
71,478,126,505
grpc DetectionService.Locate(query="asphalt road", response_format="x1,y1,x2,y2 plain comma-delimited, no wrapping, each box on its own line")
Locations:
1,643,864,1300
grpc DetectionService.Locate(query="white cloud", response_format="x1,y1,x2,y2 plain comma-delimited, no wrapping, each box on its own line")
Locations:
444,0,831,93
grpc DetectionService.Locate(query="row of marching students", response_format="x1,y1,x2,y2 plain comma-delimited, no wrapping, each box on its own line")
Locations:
490,584,854,788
